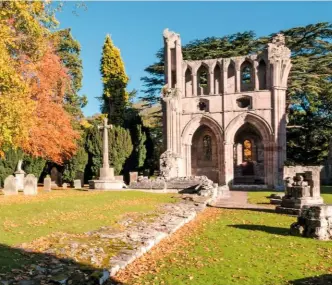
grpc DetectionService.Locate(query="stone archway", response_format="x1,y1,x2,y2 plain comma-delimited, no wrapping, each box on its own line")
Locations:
191,125,218,182
182,115,224,184
224,113,273,186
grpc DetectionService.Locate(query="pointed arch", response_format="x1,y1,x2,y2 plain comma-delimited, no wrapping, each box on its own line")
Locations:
213,63,222,94
258,60,267,90
197,64,209,95
224,113,273,143
184,67,192,97
227,62,236,93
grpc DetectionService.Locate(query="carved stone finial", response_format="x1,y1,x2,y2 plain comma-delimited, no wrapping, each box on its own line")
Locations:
163,28,180,42
272,33,286,47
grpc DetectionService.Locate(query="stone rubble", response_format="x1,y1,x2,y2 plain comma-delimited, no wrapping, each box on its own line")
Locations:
0,193,216,285
290,204,332,240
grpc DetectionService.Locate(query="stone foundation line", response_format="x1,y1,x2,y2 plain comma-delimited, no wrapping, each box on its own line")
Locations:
108,191,220,277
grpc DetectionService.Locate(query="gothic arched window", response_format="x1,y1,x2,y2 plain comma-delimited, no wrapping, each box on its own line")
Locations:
242,66,252,84
203,135,212,161
243,139,252,161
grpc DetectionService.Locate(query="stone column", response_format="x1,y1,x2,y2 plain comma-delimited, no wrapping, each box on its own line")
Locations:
209,72,214,95
254,61,259,91
192,74,197,96
224,142,234,187
184,143,192,177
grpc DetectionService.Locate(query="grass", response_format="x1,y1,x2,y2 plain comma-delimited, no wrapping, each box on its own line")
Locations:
133,208,332,285
0,189,176,273
247,186,332,205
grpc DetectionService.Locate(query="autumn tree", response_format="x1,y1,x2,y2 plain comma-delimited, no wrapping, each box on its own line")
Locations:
100,35,129,126
0,1,80,163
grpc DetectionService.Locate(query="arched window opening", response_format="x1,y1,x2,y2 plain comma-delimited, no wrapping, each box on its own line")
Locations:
197,65,209,95
240,61,254,92
227,63,236,93
203,135,212,161
185,68,192,97
258,60,267,90
214,64,222,94
243,139,252,161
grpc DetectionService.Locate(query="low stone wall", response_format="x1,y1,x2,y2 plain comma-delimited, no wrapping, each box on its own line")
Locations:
108,194,214,276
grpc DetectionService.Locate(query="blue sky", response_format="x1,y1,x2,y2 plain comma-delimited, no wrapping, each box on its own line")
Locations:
55,1,332,117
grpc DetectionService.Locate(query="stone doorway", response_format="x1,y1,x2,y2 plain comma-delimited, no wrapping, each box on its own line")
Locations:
233,123,264,184
191,125,219,183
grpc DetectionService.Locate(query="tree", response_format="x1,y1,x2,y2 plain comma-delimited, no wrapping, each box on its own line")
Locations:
53,28,87,122
85,115,133,179
100,35,129,126
0,149,23,187
140,22,332,165
22,155,46,181
0,1,79,163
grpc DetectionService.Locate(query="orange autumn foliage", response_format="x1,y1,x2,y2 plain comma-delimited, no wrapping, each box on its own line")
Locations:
20,47,79,164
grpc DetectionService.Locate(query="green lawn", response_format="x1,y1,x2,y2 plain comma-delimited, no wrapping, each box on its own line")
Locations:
247,186,332,205
134,208,332,285
0,190,175,273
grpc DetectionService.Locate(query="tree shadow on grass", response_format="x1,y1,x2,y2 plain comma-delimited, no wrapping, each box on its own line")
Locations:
0,243,125,285
228,224,290,236
289,274,332,285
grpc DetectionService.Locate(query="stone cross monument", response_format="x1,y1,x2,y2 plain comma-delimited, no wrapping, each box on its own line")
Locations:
98,118,114,180
88,117,124,190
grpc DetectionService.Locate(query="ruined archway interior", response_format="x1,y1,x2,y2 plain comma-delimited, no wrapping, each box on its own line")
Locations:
191,125,219,183
233,123,265,185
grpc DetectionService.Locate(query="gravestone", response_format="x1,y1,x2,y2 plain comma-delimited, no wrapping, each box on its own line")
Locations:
62,183,68,189
23,174,37,195
50,166,62,186
3,175,18,195
129,172,138,185
44,177,51,192
74,179,81,189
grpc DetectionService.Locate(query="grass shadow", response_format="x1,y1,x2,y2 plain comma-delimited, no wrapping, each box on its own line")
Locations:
289,274,332,284
0,243,125,285
228,224,290,236
215,206,276,214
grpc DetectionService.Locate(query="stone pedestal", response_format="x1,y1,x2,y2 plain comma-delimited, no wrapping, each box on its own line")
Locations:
99,167,114,180
276,172,324,215
89,167,124,190
14,171,25,191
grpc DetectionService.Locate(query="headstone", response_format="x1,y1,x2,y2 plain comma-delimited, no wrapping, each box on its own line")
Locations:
129,172,138,184
23,174,37,195
3,175,18,195
44,177,51,192
74,179,81,189
62,183,68,189
14,159,25,190
50,167,62,186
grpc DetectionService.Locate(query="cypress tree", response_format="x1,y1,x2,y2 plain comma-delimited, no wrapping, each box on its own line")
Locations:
100,35,129,126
